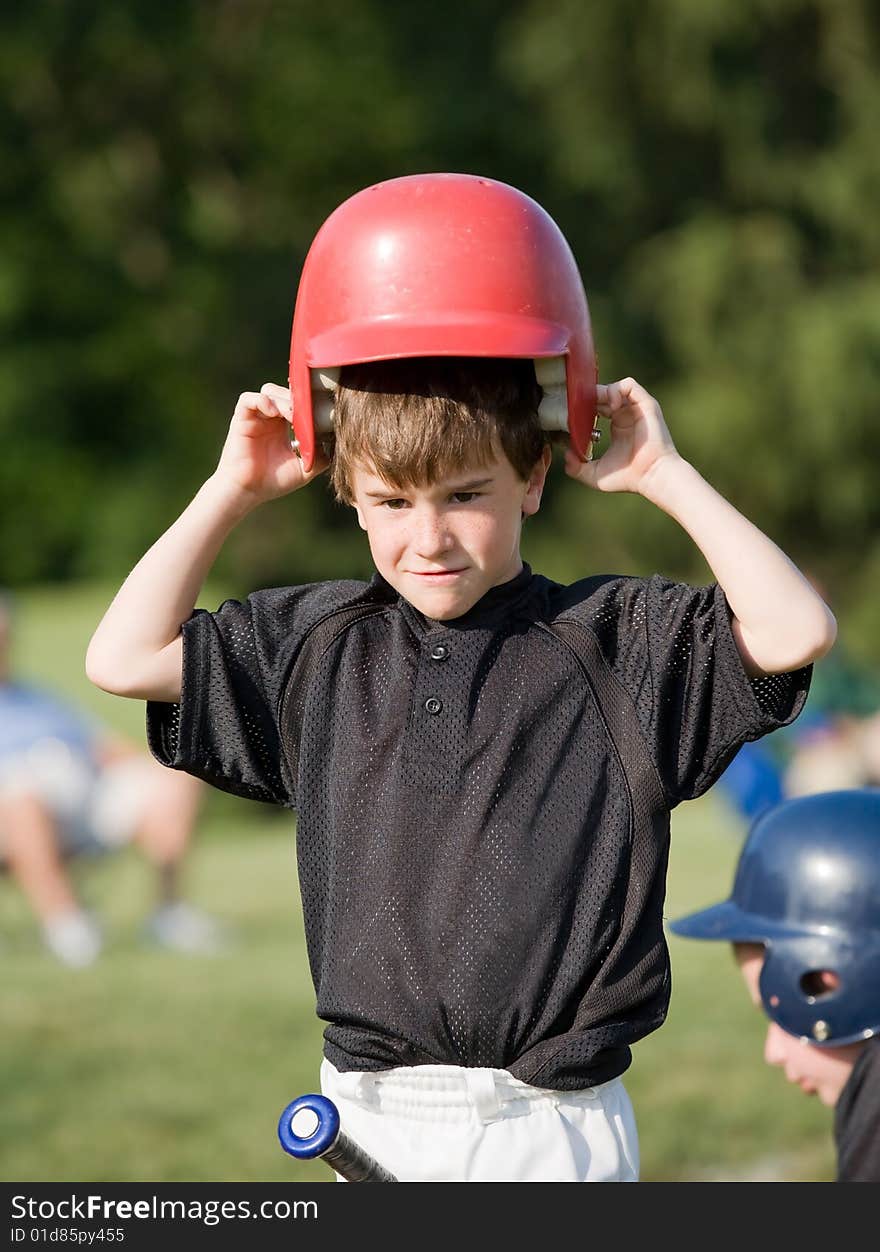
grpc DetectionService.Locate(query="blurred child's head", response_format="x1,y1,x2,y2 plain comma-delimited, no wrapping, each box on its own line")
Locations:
669,790,880,1110
328,357,556,620
734,941,865,1107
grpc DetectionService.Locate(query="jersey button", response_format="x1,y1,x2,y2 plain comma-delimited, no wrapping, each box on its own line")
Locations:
429,643,449,661
424,697,443,715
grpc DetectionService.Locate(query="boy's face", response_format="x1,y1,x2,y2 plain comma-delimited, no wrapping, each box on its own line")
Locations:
350,444,551,621
735,944,864,1108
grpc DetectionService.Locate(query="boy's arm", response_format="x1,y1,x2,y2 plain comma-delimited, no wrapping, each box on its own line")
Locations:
86,384,327,703
565,378,837,677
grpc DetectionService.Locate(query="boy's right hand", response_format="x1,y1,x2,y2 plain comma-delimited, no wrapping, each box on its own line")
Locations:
213,383,329,505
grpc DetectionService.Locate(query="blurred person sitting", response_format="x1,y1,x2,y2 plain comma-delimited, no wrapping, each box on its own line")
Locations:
781,641,880,798
0,591,225,967
717,608,880,821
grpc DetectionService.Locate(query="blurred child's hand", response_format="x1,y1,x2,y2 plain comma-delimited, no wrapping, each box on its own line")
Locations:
564,378,680,496
214,383,329,503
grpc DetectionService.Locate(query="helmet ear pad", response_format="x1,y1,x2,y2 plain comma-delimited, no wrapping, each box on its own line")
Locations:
759,936,880,1046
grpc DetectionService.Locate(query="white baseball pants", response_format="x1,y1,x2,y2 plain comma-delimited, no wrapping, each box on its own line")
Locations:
320,1059,639,1182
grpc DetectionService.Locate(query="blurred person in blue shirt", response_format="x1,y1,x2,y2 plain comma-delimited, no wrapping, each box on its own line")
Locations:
0,591,225,967
717,584,880,822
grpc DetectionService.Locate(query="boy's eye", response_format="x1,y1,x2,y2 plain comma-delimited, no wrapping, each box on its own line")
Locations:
378,491,480,508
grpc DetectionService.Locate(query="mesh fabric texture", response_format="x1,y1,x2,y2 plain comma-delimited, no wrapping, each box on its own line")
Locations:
148,566,810,1088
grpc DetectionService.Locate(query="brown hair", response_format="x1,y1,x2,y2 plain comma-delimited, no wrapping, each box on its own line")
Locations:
327,357,552,504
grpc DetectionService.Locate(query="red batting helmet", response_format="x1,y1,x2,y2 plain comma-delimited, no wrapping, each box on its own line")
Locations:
288,173,598,471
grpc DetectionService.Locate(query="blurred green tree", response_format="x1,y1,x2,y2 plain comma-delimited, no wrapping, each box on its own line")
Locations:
502,0,880,659
1,0,878,659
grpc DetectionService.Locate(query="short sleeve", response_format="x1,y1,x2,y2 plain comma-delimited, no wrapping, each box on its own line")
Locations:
585,574,812,806
146,579,370,808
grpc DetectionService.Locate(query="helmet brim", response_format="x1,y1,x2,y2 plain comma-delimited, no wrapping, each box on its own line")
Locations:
305,312,572,368
667,900,818,944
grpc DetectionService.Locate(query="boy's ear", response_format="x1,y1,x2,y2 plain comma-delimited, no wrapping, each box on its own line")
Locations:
522,445,552,518
353,500,368,531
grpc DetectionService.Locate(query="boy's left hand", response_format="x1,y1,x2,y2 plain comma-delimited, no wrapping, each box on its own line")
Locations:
564,377,680,495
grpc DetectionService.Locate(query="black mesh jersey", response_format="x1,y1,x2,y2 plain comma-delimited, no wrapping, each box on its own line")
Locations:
147,564,811,1089
835,1035,880,1181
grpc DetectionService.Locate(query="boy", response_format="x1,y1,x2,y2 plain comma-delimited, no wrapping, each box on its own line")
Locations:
668,789,880,1182
86,173,835,1181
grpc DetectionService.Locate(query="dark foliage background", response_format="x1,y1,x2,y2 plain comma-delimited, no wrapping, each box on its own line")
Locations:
2,0,878,655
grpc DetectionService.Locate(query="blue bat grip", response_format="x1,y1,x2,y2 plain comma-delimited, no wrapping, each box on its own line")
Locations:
277,1094,340,1160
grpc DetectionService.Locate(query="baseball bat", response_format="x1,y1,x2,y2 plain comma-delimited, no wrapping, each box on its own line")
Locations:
277,1093,398,1183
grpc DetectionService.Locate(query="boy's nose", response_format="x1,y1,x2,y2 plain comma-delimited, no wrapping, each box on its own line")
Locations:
412,511,454,558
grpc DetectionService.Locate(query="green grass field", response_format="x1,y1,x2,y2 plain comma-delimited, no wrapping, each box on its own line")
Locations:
0,584,835,1182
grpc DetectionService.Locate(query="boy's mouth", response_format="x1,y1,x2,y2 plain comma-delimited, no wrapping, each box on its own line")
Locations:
788,1072,815,1095
408,568,467,580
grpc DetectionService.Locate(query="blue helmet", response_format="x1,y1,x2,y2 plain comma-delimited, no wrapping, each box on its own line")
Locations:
668,789,880,1046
